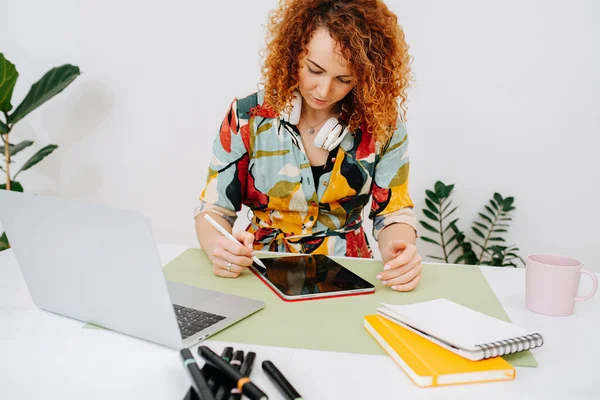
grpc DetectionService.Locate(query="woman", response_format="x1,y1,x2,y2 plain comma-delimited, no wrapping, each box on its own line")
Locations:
195,0,422,292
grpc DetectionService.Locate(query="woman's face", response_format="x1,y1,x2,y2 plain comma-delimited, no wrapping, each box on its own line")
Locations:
298,28,357,112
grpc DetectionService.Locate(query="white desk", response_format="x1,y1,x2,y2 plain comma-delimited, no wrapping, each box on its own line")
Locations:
1,244,599,400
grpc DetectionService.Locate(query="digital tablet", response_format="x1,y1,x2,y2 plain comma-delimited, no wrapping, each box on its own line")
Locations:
249,254,375,301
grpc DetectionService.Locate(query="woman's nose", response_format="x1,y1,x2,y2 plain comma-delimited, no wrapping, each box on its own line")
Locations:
316,78,332,99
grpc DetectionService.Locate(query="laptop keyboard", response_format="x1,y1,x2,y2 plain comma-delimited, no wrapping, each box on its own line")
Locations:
173,304,226,339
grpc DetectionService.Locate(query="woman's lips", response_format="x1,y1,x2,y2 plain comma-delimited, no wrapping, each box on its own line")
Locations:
311,95,328,104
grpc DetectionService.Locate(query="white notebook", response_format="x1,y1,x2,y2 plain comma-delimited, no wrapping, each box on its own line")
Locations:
377,298,544,361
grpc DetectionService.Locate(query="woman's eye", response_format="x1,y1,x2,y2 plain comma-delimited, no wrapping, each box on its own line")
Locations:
338,78,352,85
308,68,322,75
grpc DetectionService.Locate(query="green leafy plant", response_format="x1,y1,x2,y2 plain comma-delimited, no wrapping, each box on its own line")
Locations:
0,52,80,251
419,181,524,267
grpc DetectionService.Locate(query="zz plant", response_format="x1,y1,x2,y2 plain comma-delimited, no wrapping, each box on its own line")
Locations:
419,181,525,267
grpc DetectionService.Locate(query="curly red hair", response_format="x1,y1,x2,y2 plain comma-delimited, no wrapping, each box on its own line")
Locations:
261,0,413,143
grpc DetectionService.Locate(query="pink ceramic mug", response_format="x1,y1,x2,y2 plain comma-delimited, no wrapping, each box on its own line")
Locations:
526,253,598,316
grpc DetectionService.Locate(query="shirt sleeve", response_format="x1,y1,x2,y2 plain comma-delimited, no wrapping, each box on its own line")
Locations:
369,119,417,241
196,98,250,226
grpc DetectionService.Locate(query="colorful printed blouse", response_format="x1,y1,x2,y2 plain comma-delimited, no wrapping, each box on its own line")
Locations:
196,91,416,258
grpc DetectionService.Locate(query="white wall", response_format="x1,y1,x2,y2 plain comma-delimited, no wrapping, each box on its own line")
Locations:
2,0,599,271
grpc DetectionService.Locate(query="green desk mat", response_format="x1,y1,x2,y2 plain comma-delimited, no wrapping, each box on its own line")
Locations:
164,248,537,367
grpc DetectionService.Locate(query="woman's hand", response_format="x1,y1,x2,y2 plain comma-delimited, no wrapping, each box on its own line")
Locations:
209,231,256,278
377,240,422,291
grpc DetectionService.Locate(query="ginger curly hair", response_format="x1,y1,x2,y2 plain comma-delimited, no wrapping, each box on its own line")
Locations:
261,0,413,144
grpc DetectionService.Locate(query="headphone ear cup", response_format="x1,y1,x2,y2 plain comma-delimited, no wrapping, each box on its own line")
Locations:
323,126,350,150
313,118,341,149
313,119,351,151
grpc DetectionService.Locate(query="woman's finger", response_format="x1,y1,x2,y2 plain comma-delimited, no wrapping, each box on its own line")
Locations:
212,260,243,278
383,262,422,287
234,231,255,248
384,240,407,255
377,254,422,282
383,244,416,270
217,239,255,265
390,274,421,292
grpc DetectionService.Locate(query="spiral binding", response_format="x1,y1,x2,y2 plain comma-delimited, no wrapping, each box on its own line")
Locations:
475,333,544,359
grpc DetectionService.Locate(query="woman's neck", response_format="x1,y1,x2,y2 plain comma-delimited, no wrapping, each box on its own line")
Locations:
300,99,339,125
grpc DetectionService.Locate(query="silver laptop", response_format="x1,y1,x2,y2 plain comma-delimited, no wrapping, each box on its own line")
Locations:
0,190,264,349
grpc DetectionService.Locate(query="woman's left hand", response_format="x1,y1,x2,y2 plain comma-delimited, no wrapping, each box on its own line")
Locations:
378,240,422,292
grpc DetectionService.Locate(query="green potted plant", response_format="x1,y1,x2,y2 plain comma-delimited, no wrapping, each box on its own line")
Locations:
419,181,525,267
0,52,80,250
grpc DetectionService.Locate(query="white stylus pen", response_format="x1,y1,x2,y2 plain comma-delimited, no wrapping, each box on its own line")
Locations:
203,214,267,268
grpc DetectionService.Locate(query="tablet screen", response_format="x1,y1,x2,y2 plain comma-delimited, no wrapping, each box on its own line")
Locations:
252,254,374,299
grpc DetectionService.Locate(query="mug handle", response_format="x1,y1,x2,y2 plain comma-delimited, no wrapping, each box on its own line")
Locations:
575,268,598,302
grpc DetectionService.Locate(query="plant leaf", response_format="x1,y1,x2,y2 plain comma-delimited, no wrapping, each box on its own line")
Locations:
473,221,488,230
441,201,453,214
444,218,459,233
484,205,496,216
15,144,58,174
425,189,440,204
0,118,8,134
443,206,458,219
489,237,506,242
0,181,24,192
0,53,19,113
0,231,9,251
448,243,461,257
434,181,447,197
440,183,454,198
419,220,439,234
424,198,438,213
478,212,494,225
492,229,508,233
472,226,486,239
503,197,515,207
447,233,459,245
422,209,439,221
471,240,485,249
0,140,34,156
494,193,503,205
455,254,467,263
420,236,441,246
427,255,446,261
489,199,498,210
8,64,80,125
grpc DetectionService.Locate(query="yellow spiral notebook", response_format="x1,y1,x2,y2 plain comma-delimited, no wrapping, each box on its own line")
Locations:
364,315,515,387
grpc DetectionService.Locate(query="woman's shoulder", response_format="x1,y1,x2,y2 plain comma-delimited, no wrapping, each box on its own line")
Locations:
232,90,277,121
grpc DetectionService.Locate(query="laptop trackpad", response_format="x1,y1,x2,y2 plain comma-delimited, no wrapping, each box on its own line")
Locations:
165,280,221,307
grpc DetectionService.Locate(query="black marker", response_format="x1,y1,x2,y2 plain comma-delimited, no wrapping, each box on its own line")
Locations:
198,346,268,400
183,387,200,400
262,360,303,400
215,350,244,400
205,347,234,393
228,352,256,400
180,348,215,400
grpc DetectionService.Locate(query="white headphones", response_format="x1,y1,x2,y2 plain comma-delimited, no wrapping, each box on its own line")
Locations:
281,90,350,151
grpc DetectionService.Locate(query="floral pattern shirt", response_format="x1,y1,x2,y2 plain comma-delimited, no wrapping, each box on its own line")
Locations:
196,91,416,258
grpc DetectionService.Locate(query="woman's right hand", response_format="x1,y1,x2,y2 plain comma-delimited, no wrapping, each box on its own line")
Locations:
209,231,256,278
